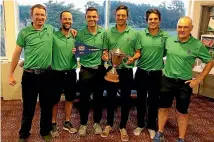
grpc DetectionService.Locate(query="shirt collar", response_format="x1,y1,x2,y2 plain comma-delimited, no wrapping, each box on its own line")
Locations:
111,24,130,33
83,26,102,35
57,29,73,39
29,22,47,31
174,35,194,44
145,28,164,36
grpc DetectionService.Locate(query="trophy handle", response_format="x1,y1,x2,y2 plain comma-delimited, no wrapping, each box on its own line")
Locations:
109,50,113,60
122,55,130,62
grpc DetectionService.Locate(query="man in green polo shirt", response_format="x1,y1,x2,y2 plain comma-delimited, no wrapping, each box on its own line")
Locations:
101,5,141,142
153,16,213,142
134,8,169,139
50,11,77,138
9,4,53,142
75,7,106,136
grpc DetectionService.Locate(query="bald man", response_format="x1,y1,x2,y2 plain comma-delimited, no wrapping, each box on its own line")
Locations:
153,16,213,142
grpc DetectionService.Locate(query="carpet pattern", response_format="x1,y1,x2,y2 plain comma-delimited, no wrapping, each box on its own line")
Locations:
1,94,214,142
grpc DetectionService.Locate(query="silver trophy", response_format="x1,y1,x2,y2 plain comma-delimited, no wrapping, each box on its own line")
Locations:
104,48,127,83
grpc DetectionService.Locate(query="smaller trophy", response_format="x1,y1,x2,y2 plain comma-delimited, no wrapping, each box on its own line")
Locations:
104,48,127,83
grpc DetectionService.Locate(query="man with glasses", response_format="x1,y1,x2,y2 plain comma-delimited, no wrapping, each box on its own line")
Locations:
101,5,141,142
75,7,106,136
153,16,213,142
134,8,169,139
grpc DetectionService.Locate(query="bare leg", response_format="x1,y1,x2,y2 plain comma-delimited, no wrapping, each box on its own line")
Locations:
52,104,58,123
65,101,73,121
158,108,169,133
177,112,189,139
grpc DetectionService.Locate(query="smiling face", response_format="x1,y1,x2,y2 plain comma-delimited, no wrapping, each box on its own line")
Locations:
147,13,160,30
177,17,193,41
85,10,99,28
116,9,128,27
61,12,73,30
31,7,46,27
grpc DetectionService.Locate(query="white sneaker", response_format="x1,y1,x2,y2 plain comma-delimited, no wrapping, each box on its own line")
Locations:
120,128,129,142
78,125,87,136
148,129,156,139
93,123,102,134
133,127,144,136
101,125,112,138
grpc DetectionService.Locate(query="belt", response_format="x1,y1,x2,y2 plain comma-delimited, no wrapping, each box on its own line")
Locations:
25,69,49,74
81,65,99,70
53,69,76,74
164,76,189,83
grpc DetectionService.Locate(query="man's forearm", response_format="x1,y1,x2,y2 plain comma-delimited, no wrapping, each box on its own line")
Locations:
197,60,214,81
9,54,20,77
132,50,141,61
9,46,22,77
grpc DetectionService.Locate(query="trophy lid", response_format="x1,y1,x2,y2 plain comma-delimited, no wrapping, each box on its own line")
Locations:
112,48,126,55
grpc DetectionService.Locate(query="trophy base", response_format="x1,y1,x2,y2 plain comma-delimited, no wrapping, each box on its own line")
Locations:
104,72,119,83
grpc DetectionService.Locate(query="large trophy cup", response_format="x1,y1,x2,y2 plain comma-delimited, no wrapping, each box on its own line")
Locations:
104,48,126,83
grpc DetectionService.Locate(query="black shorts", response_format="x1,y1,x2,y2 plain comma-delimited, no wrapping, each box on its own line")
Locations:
159,75,192,114
51,70,77,104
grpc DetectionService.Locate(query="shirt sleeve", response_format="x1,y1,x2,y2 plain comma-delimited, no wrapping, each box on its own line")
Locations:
75,32,80,42
134,31,142,51
163,32,170,57
197,44,213,63
103,31,109,50
16,30,25,48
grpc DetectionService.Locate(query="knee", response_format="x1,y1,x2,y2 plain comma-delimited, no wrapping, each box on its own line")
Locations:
177,111,189,118
158,108,169,114
176,106,188,115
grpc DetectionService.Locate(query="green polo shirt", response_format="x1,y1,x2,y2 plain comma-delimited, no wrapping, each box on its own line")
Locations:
104,25,142,69
164,35,213,80
76,26,105,67
52,31,77,70
16,24,53,69
137,28,169,70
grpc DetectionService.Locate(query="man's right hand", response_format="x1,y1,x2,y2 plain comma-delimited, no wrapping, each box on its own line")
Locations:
9,75,16,86
19,60,24,67
102,50,109,61
72,48,76,54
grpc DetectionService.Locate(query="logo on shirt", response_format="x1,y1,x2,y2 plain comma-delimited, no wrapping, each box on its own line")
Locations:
187,49,191,54
127,37,131,41
101,35,104,40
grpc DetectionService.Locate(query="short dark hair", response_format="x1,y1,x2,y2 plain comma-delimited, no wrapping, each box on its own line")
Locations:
85,7,98,15
30,4,46,16
116,5,129,16
146,8,161,21
60,10,71,19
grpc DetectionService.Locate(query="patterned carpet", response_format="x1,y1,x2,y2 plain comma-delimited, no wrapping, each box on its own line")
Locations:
1,94,214,142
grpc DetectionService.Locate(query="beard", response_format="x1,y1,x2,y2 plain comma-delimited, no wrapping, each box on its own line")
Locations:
62,24,71,31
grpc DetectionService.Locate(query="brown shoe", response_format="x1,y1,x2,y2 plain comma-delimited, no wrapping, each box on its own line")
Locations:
101,125,112,138
120,128,129,142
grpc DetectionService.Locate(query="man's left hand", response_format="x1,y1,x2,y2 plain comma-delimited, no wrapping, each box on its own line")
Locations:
70,28,77,37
